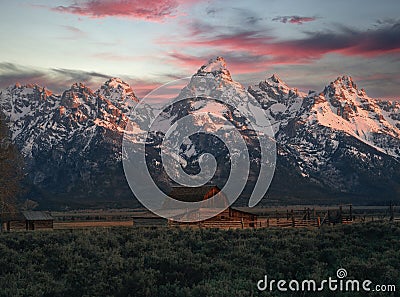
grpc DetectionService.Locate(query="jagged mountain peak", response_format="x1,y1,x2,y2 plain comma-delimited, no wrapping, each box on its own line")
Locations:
328,75,358,92
67,82,95,94
305,76,400,157
334,75,355,85
201,56,227,71
248,73,305,110
196,56,232,81
2,63,400,206
322,75,374,110
178,56,246,104
12,82,38,89
262,74,293,93
8,82,48,93
62,83,96,107
103,77,131,89
268,73,284,84
2,83,54,107
98,78,138,107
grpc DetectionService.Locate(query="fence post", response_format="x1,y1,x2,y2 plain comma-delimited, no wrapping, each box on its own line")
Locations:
328,210,331,225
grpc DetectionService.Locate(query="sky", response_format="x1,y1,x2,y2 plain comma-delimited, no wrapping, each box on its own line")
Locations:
0,0,399,99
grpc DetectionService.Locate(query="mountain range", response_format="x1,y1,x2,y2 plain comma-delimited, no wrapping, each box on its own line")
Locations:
1,57,399,209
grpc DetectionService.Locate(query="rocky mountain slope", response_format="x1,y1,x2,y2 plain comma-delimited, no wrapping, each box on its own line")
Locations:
0,79,138,208
1,57,399,208
249,72,400,203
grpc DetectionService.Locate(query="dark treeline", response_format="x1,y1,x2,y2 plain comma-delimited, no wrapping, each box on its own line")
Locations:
0,223,399,297
0,113,24,214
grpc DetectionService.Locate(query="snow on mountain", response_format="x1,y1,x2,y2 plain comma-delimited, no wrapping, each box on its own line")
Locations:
248,74,306,133
196,56,234,82
305,75,400,157
149,57,256,142
377,100,400,129
137,57,276,197
0,57,400,206
0,79,137,205
247,72,400,200
248,73,400,159
180,57,247,103
0,79,136,156
97,78,138,114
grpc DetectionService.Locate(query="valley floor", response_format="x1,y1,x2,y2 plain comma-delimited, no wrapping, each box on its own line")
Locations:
0,222,399,297
48,205,399,230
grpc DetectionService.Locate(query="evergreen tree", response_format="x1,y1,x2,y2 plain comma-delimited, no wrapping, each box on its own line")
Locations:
0,112,23,215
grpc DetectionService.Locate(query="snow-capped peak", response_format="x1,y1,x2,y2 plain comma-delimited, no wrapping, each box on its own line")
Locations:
9,82,47,93
199,56,226,72
98,78,138,111
305,76,400,157
328,75,358,94
322,75,368,117
196,56,232,81
104,77,131,90
269,74,284,84
263,74,292,92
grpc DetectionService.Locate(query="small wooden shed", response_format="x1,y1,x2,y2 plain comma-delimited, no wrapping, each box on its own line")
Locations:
1,213,26,231
1,211,54,231
22,211,54,230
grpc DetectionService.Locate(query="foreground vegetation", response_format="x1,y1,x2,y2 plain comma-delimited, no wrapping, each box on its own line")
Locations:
0,222,399,297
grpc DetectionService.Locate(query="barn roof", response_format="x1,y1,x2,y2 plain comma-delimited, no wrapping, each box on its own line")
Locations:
22,211,53,221
169,185,221,202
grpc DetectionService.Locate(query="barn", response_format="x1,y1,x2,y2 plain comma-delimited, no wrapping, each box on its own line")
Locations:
165,186,259,229
23,211,54,230
166,185,229,208
0,213,26,231
1,211,54,231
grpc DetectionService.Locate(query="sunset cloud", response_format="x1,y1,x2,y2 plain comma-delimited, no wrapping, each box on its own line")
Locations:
167,52,271,74
272,15,317,25
0,63,168,99
61,25,87,39
163,22,400,69
51,0,203,21
130,79,165,99
0,63,111,93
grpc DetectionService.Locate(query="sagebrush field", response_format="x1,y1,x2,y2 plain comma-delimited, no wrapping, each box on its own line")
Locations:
0,223,399,297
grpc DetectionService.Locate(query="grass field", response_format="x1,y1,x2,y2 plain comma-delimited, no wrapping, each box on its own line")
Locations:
0,222,399,297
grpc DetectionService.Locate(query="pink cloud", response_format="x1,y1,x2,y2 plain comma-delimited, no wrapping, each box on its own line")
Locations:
161,22,400,69
92,52,144,62
51,0,203,21
130,80,163,99
167,52,271,74
272,16,317,25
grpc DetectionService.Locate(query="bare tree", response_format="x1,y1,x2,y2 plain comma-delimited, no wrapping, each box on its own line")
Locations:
0,112,23,216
